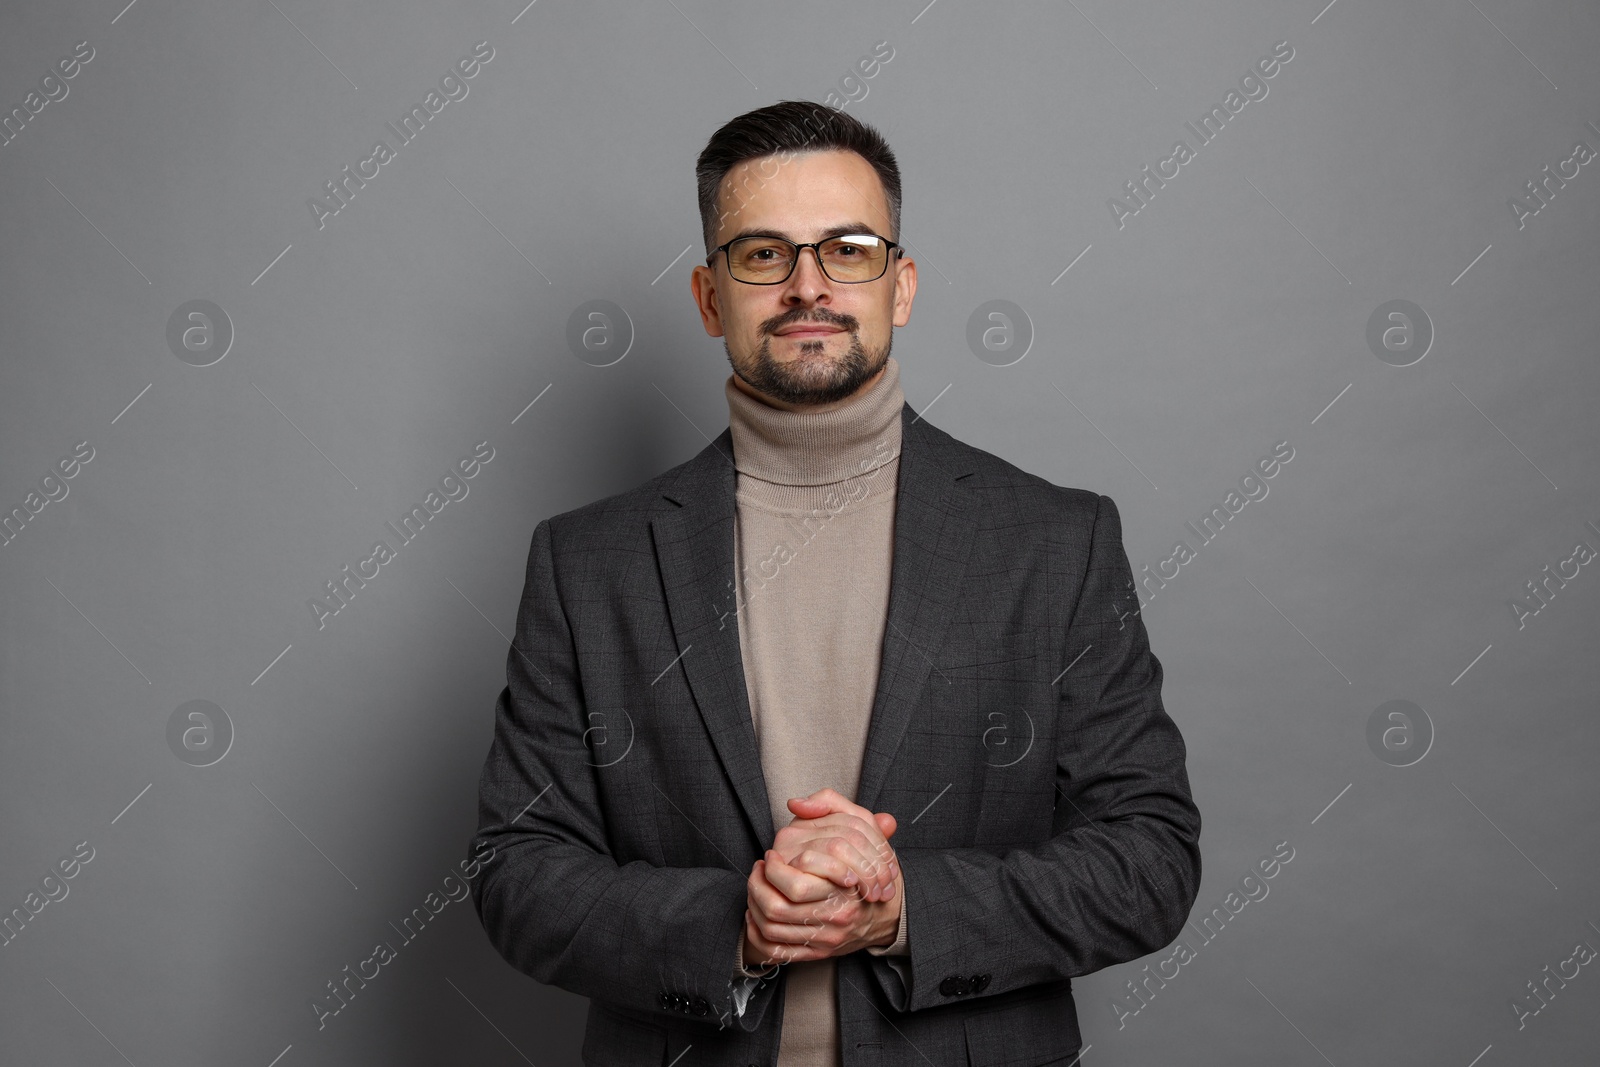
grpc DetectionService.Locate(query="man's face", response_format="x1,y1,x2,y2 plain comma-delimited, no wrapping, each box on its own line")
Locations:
690,148,917,411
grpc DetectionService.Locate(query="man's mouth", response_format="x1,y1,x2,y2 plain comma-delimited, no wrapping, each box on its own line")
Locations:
774,324,846,338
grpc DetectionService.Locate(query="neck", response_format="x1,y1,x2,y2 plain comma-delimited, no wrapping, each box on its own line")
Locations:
725,356,904,488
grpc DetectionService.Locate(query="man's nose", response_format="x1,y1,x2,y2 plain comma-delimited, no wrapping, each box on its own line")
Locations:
782,246,833,301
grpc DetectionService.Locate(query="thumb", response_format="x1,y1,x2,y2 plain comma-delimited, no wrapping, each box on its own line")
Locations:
788,795,829,815
875,811,897,839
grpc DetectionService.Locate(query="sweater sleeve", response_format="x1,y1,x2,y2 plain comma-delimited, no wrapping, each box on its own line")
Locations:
731,929,782,1018
865,881,908,956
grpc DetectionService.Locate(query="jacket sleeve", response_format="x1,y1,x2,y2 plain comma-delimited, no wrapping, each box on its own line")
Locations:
469,518,781,1032
864,492,1202,1011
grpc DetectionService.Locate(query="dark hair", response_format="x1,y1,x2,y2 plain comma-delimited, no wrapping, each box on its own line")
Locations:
695,100,902,256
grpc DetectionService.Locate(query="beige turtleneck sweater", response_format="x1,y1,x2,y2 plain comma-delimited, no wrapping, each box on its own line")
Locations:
724,356,911,1066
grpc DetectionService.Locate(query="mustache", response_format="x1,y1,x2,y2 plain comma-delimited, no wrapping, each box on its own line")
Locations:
763,310,858,335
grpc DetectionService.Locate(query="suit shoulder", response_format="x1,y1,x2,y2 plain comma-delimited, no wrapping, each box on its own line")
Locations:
540,448,703,548
928,421,1103,518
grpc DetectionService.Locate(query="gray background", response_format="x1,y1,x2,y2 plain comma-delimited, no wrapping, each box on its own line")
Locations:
2,0,1597,1063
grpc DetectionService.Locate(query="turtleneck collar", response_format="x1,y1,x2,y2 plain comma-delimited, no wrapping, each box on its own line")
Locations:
725,356,905,488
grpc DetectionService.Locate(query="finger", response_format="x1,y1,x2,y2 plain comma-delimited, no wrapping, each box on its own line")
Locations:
807,823,897,899
744,910,803,965
752,857,832,915
746,887,837,946
748,885,855,951
787,787,873,823
785,816,891,872
745,912,827,963
742,924,781,969
781,836,878,891
785,797,837,823
774,817,897,900
752,857,841,925
851,820,900,894
774,838,889,908
875,811,898,839
764,848,854,902
875,820,901,878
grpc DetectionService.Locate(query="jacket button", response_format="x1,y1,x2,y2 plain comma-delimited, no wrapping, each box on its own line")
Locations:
974,974,991,992
658,992,672,1010
692,996,710,1016
939,975,970,997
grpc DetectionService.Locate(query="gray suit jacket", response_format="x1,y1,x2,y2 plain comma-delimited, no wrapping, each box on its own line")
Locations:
470,403,1202,1066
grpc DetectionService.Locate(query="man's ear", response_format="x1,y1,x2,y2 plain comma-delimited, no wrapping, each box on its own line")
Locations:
891,253,917,328
690,264,726,337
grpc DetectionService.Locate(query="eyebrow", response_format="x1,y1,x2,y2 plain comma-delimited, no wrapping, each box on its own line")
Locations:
722,221,884,244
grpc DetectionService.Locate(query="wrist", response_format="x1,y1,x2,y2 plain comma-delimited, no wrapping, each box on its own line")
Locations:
739,921,781,976
875,869,904,947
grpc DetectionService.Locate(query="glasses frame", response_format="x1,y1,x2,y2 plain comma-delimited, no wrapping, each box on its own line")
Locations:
706,232,904,285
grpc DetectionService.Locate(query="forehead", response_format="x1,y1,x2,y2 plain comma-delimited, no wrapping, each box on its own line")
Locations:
714,148,891,243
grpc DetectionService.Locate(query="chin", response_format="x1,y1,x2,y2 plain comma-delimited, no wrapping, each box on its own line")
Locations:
727,330,889,407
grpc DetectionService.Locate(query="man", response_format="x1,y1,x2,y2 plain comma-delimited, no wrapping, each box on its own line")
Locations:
470,100,1201,1067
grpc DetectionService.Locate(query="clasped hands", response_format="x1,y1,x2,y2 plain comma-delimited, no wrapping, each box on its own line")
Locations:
741,787,903,968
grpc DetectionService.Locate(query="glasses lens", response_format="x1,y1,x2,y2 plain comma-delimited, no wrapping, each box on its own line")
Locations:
724,235,891,283
728,237,796,282
818,235,888,282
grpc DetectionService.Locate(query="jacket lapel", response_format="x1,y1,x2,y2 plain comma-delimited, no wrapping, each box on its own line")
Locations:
650,402,979,850
650,432,776,849
854,406,978,813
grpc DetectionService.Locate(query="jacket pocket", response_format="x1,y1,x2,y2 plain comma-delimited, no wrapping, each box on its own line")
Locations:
581,1001,667,1066
961,980,1081,1066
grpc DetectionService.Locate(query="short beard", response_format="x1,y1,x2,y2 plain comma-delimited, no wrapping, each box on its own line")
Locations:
726,311,892,407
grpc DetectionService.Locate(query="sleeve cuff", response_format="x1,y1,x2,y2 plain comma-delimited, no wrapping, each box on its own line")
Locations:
730,973,761,1019
734,924,782,978
865,879,908,956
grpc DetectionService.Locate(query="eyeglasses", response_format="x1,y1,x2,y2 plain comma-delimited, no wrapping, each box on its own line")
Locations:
707,233,902,285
